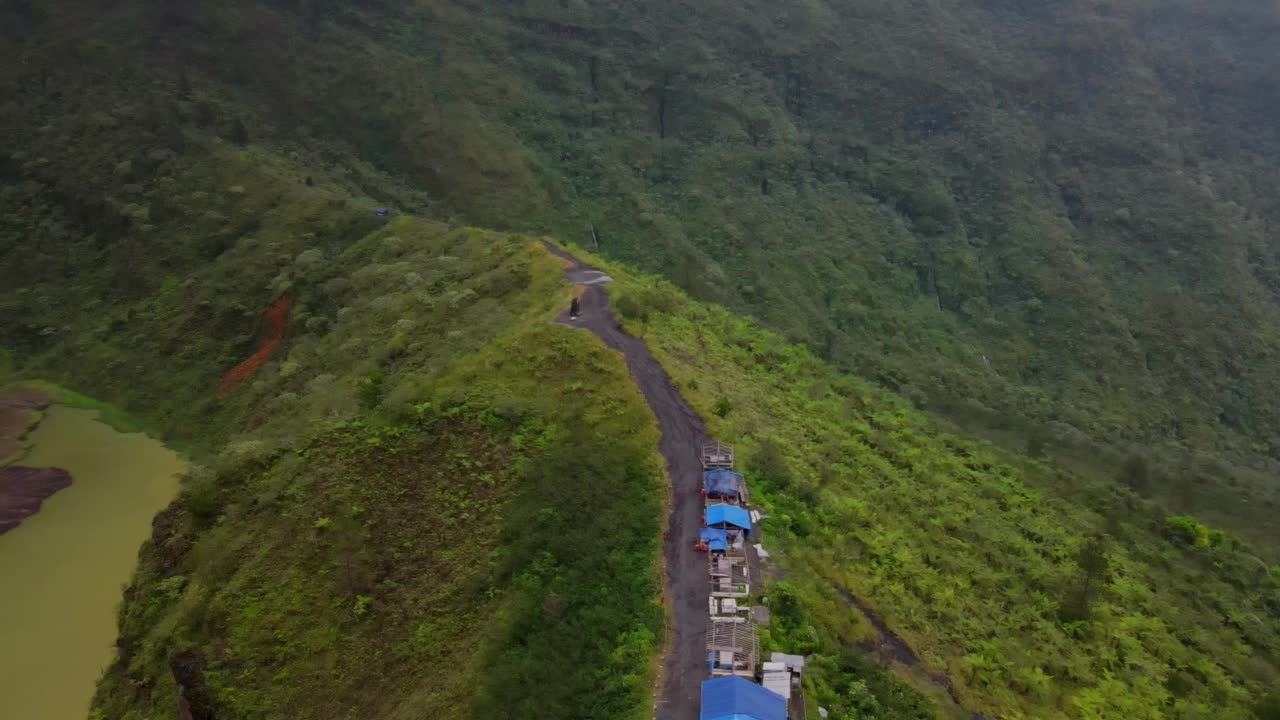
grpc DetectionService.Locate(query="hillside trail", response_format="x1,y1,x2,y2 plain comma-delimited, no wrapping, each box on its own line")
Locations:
543,242,706,720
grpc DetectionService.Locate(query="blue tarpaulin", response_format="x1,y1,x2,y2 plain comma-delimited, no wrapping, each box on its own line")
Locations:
704,469,743,498
700,528,729,542
706,504,751,534
700,527,729,552
700,676,787,720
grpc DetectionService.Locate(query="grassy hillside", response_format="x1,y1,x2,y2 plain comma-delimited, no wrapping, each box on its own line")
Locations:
591,254,1280,720
92,321,666,720
54,217,670,719
1,93,669,717
4,0,1279,548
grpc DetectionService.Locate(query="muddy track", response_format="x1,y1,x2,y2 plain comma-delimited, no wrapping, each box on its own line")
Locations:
544,243,706,720
835,586,991,719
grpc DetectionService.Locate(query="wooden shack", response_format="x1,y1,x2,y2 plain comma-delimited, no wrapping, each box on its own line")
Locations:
701,440,735,470
710,554,751,598
706,617,760,677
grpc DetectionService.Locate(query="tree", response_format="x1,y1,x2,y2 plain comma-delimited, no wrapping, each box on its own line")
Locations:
356,368,385,409
1164,515,1210,548
753,437,792,488
1060,534,1108,623
229,117,250,146
1256,689,1280,720
1118,454,1150,496
1025,427,1047,458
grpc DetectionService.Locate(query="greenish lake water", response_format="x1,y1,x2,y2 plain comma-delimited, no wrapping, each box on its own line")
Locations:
0,405,185,720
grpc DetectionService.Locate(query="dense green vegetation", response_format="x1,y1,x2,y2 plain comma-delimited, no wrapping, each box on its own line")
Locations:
6,0,1279,549
4,1,1280,718
598,260,1280,719
92,321,665,720
3,127,668,717
72,222,667,718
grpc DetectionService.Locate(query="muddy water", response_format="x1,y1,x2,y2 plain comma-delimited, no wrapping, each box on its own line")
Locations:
0,405,185,720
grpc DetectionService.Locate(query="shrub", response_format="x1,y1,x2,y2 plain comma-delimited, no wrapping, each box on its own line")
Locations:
1165,515,1210,548
752,437,792,488
356,368,384,409
614,284,677,323
713,396,732,418
185,467,223,529
1257,689,1280,720
1118,454,1151,496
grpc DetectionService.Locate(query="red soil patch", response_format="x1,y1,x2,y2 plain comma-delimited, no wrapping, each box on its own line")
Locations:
0,466,72,534
218,295,292,395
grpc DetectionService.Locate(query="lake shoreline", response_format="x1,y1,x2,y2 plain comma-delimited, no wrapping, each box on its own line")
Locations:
1,385,52,464
0,386,73,534
0,403,186,719
0,466,73,534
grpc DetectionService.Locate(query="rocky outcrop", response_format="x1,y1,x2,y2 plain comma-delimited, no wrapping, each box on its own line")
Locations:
0,465,72,534
170,651,216,720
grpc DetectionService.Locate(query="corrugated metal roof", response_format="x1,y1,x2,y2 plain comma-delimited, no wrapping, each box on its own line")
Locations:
770,652,807,673
762,671,792,700
700,676,787,720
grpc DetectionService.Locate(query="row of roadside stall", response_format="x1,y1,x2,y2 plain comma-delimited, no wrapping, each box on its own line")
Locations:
695,441,805,720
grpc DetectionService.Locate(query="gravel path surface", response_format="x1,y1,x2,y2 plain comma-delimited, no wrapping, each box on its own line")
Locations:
545,243,707,720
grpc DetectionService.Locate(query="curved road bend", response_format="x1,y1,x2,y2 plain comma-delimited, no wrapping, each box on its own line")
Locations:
544,243,707,720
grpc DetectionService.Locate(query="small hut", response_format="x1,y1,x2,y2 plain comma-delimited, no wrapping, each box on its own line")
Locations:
706,617,760,677
703,468,748,506
701,440,736,470
710,553,751,597
705,503,752,538
697,527,730,553
700,676,786,720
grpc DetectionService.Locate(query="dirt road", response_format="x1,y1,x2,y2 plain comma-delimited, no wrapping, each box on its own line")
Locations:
545,243,707,720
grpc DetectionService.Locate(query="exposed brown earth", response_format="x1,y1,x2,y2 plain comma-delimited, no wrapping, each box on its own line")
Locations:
0,386,71,534
0,465,72,534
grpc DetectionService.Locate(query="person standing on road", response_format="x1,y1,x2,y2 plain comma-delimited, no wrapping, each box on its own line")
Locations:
570,295,581,321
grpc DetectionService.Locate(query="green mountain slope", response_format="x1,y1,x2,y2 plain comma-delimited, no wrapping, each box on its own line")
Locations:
2,2,1280,719
93,324,665,720
6,0,1278,547
76,224,666,720
594,256,1280,719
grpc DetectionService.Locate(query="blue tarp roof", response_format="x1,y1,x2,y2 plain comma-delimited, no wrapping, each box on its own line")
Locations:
706,504,751,532
700,676,787,720
704,469,744,497
700,527,729,542
700,528,730,551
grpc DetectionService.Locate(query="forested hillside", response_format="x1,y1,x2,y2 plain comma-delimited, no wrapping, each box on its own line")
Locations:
597,259,1280,719
2,1,1279,719
7,0,1277,546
